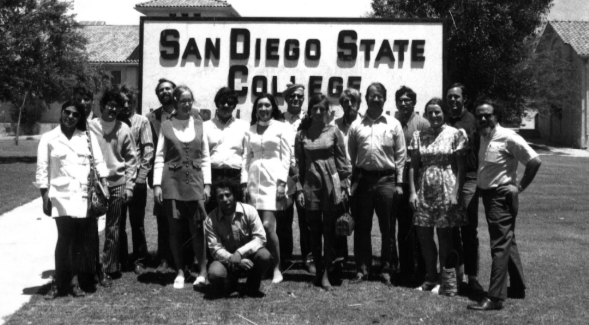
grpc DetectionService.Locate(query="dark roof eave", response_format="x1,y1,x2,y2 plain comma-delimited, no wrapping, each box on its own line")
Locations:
89,61,140,65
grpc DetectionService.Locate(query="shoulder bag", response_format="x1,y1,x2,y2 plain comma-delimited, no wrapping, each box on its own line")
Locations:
86,123,109,217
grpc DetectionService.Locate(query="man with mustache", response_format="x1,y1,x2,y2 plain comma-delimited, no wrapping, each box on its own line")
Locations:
348,82,406,286
88,86,138,286
467,96,541,311
116,86,154,275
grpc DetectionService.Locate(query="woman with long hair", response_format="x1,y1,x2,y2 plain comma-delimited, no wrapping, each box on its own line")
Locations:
153,85,210,289
408,98,468,296
295,94,351,290
242,93,291,283
36,102,109,299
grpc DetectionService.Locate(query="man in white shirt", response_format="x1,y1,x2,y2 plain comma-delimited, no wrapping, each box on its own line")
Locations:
204,87,249,213
467,97,541,311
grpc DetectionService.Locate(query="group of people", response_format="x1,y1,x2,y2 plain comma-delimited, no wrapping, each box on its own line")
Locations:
36,77,541,310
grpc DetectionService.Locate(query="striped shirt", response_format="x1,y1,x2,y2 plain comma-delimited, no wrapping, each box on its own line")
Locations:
127,114,154,184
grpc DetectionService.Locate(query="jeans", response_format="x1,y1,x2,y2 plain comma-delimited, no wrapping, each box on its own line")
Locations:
208,248,272,291
453,178,480,277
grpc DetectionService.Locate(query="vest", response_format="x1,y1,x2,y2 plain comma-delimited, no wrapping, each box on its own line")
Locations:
160,118,204,201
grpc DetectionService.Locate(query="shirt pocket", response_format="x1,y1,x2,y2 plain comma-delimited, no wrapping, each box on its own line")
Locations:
484,143,505,164
383,129,394,147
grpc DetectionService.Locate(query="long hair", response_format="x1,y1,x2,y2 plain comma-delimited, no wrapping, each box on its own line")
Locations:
61,101,86,131
298,94,330,131
172,85,194,109
251,93,281,125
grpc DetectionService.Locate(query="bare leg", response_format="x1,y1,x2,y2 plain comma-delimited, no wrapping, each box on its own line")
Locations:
260,210,282,283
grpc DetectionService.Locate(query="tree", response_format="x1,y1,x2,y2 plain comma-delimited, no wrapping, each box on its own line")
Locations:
370,0,553,124
0,0,104,144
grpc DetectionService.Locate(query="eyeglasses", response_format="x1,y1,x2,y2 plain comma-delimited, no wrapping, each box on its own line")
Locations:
398,98,413,104
62,110,81,118
178,100,193,106
368,94,384,101
342,97,357,104
476,113,494,120
221,99,237,106
290,94,304,100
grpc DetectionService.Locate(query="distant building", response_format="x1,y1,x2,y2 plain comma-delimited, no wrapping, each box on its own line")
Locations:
536,21,589,149
135,0,240,18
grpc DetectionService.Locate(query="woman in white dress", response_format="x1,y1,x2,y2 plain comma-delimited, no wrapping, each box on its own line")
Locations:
242,93,292,283
36,102,109,299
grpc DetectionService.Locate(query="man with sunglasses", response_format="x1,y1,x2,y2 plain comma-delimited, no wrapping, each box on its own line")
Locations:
203,87,249,213
467,96,541,311
280,83,315,274
88,86,138,286
393,85,430,286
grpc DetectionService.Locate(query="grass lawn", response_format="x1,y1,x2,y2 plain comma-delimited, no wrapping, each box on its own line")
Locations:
5,154,589,324
0,140,40,215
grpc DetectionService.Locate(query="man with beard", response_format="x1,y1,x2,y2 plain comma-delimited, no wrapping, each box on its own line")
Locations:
116,86,154,274
73,86,95,120
205,178,271,297
88,86,138,286
280,83,314,274
446,83,484,294
467,96,541,311
147,78,202,272
348,83,406,286
393,86,429,285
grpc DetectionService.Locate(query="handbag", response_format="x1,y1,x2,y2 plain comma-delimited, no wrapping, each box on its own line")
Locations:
335,197,354,237
86,124,109,217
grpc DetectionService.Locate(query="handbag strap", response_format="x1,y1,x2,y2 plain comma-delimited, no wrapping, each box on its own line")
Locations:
85,121,100,180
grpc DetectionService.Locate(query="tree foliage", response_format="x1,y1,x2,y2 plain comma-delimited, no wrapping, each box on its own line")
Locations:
371,0,553,124
0,0,106,142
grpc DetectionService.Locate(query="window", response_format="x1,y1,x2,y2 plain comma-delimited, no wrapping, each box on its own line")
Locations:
194,13,201,17
169,13,177,17
181,13,188,17
110,71,122,86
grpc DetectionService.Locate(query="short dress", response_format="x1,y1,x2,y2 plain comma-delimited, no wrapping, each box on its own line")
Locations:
295,125,351,211
241,119,291,211
409,125,468,228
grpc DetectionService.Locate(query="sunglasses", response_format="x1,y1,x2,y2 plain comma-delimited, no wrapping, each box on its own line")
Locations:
476,113,494,120
290,94,304,100
62,110,81,118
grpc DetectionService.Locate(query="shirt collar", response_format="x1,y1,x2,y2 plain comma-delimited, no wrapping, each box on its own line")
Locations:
214,115,235,126
364,113,387,124
285,110,304,122
482,123,501,140
217,202,245,221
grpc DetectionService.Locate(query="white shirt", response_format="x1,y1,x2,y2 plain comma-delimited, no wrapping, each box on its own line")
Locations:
204,116,249,169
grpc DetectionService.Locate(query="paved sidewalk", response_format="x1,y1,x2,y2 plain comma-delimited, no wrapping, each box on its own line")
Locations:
0,199,104,325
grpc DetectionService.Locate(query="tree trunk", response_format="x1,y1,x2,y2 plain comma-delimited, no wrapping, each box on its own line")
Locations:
14,92,29,146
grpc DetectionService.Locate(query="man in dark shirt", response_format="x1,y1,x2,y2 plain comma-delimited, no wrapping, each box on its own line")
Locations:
447,83,483,294
394,86,430,285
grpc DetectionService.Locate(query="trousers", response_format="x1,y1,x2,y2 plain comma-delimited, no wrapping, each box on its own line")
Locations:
102,185,125,273
208,248,272,291
394,183,426,279
453,178,480,277
120,183,148,266
353,173,398,274
54,217,98,288
480,184,526,301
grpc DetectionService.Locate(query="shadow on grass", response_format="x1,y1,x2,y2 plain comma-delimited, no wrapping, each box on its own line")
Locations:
22,282,52,296
0,156,36,164
137,272,177,287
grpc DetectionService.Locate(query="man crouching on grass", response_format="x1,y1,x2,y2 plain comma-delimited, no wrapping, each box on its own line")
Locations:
205,177,271,297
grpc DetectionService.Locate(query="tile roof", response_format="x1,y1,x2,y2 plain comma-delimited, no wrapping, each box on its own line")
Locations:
549,21,589,57
79,25,139,63
135,0,231,8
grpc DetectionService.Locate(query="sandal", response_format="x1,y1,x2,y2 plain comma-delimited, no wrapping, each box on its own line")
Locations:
193,276,206,287
416,281,438,292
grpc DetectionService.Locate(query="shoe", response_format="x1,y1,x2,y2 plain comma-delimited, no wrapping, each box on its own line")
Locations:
193,276,206,287
272,270,283,284
467,297,503,311
415,281,437,292
44,284,62,300
69,284,86,298
380,273,393,287
99,272,113,288
305,260,316,275
134,264,146,275
156,260,170,273
173,275,185,289
507,287,526,299
350,273,367,284
468,280,485,295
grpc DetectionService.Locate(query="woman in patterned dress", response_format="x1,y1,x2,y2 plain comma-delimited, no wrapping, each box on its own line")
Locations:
295,94,351,290
408,98,468,295
242,93,292,283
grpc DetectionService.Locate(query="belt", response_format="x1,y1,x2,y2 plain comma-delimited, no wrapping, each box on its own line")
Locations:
212,168,241,177
359,168,395,178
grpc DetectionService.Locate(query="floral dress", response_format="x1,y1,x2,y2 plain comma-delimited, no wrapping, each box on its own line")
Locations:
409,125,468,228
